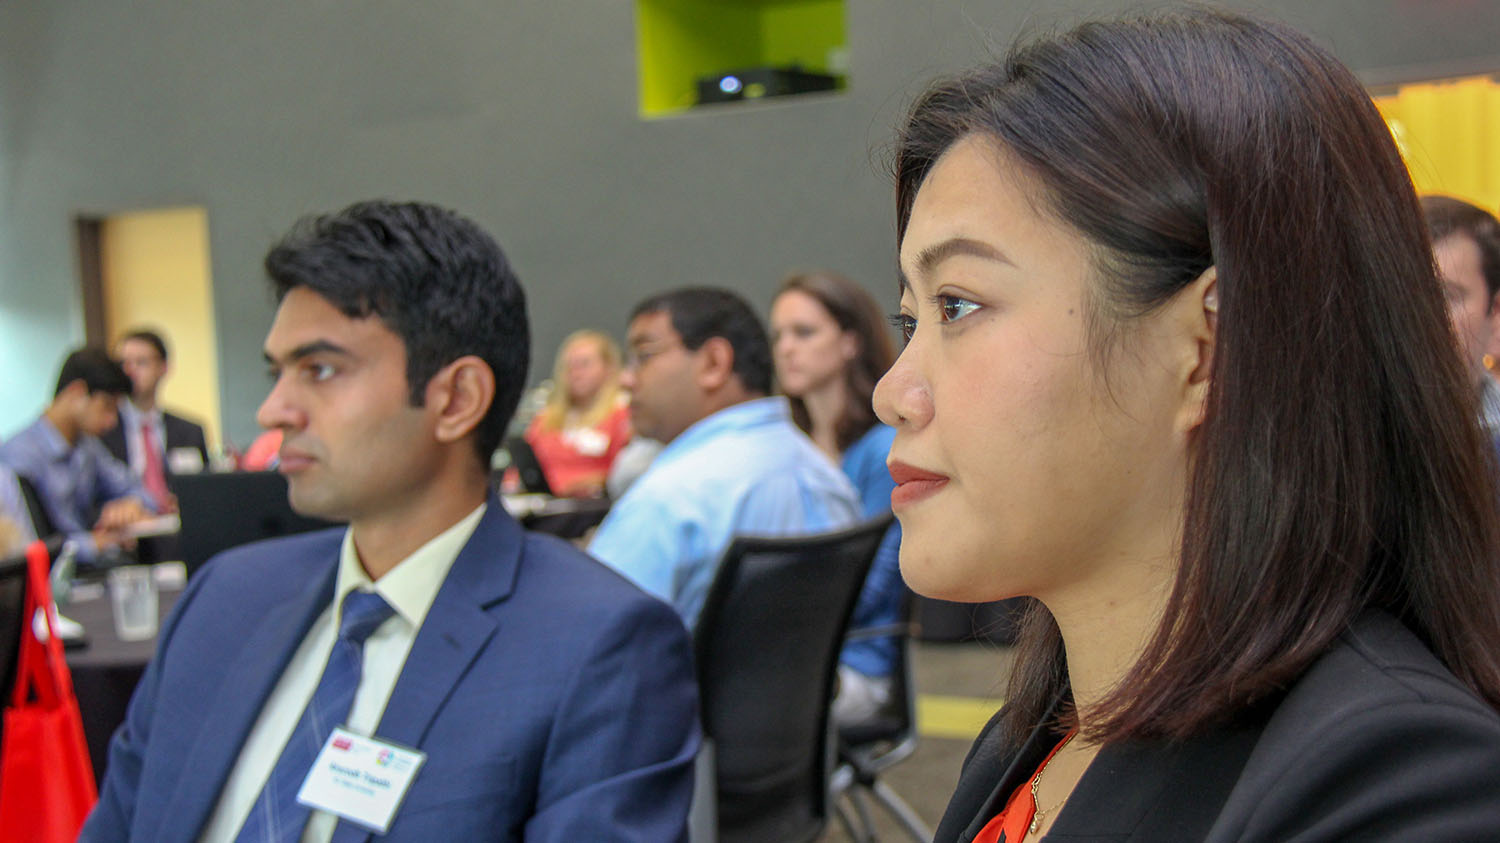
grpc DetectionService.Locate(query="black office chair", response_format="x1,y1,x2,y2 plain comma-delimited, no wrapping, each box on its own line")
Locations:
691,514,893,843
15,475,58,544
831,591,934,842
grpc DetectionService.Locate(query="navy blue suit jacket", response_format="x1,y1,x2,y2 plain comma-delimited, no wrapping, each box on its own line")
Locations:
81,497,700,842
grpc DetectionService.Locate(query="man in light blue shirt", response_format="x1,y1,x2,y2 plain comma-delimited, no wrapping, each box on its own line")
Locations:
589,287,860,626
0,348,159,563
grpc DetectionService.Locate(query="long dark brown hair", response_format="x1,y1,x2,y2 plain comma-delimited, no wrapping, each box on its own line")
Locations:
895,9,1500,743
776,271,897,452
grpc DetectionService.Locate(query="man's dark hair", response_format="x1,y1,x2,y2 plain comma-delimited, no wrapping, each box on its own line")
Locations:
1421,195,1500,305
630,287,772,395
118,328,169,363
264,200,529,464
54,347,132,397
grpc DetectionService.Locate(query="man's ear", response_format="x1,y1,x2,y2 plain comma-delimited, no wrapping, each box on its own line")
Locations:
694,337,736,392
1175,266,1217,434
426,356,496,446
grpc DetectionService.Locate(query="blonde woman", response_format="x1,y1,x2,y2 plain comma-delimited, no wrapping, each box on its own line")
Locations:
524,330,632,497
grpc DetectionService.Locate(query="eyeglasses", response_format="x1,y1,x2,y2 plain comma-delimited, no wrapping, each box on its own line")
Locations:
625,340,682,370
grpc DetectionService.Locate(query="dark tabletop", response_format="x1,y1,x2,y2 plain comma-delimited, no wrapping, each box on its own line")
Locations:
63,583,181,784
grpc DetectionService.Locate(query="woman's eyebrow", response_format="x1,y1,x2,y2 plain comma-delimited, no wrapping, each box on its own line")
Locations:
915,237,1014,278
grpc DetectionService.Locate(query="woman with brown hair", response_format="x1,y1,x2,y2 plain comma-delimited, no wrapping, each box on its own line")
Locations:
878,9,1500,841
771,271,903,723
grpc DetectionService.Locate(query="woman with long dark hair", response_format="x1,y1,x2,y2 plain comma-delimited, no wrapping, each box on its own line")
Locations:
771,271,903,722
877,10,1500,840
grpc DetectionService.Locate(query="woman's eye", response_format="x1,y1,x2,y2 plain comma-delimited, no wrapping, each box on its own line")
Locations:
937,295,981,324
887,312,916,344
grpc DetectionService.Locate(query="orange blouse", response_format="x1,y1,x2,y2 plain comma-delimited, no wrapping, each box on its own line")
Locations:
523,403,631,497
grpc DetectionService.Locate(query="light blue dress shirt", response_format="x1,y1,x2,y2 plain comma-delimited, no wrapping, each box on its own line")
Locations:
0,416,155,561
589,396,861,626
839,424,904,678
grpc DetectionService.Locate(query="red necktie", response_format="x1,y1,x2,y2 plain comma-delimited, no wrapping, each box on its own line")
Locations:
140,419,168,507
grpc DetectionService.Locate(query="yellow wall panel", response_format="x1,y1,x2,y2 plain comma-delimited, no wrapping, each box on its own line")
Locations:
99,207,221,451
1376,74,1500,213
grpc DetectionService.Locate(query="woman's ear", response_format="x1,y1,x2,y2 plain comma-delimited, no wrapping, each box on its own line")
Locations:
840,330,859,362
1178,266,1217,433
427,355,496,446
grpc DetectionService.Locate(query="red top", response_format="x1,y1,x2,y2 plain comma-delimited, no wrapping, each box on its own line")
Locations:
524,403,631,497
974,731,1077,843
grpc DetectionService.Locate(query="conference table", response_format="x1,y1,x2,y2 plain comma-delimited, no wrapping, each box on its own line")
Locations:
62,579,182,784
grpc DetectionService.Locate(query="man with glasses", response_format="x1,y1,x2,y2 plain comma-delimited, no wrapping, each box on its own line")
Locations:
589,286,860,627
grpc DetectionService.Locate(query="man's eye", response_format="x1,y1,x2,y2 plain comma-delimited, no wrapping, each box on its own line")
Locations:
887,313,916,344
305,363,336,381
937,295,981,323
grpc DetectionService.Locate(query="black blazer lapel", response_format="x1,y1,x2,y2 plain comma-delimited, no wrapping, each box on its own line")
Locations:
938,698,1266,843
1047,711,1265,842
100,421,128,465
938,699,1064,843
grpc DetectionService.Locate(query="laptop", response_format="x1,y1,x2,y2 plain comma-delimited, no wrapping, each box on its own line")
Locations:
170,472,339,577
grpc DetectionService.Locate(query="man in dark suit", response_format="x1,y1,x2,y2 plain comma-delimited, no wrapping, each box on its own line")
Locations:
81,201,700,842
101,328,210,502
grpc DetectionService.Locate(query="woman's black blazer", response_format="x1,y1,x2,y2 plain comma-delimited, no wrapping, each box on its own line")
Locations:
935,611,1500,842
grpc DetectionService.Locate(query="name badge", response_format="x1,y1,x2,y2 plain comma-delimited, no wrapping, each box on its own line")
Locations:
296,727,426,833
167,447,205,474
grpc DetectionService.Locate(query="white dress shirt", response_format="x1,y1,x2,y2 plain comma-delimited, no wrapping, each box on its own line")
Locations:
199,503,486,842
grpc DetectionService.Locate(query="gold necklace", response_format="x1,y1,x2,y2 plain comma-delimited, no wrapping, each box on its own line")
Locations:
1028,732,1076,837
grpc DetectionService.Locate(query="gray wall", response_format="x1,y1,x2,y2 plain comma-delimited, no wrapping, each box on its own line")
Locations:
2,1,1497,445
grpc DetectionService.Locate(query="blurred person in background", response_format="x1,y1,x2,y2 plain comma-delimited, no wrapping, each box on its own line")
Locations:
882,11,1500,841
0,348,160,565
1421,196,1500,437
102,328,210,500
523,330,631,497
771,270,904,724
589,286,860,626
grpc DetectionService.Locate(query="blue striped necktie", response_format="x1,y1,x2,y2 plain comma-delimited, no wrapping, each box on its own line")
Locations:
234,589,395,842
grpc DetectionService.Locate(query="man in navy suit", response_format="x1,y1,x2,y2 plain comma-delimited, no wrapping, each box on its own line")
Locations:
81,201,700,842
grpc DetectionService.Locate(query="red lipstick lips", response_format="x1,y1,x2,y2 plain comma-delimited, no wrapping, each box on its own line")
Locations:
888,460,949,508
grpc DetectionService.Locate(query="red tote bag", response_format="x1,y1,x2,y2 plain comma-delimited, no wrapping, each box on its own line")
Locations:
0,540,97,843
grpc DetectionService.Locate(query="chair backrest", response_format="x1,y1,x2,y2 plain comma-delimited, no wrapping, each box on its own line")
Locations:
15,474,57,542
693,514,893,843
170,471,337,576
838,589,918,751
502,437,554,497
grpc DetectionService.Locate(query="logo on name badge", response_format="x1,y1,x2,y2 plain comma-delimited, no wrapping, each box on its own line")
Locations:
376,749,393,766
332,736,353,751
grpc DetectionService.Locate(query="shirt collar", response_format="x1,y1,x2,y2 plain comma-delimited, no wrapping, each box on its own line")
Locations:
657,396,789,465
333,502,487,629
119,400,163,429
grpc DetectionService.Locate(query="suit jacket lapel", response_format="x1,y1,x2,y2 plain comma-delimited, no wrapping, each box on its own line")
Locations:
158,556,339,843
1049,707,1266,842
328,499,524,843
953,711,1060,843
